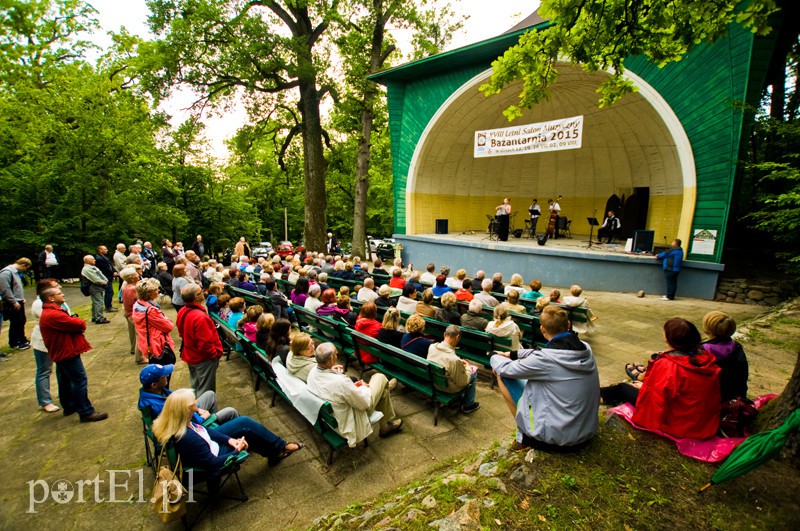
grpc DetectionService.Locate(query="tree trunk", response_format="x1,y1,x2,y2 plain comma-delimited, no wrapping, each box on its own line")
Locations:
351,0,390,258
351,102,374,258
767,351,800,466
298,76,327,253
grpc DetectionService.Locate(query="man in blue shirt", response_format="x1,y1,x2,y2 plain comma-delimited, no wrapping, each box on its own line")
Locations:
138,364,239,424
655,239,684,301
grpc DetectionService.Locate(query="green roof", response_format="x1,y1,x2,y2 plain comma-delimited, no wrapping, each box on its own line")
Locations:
369,21,551,85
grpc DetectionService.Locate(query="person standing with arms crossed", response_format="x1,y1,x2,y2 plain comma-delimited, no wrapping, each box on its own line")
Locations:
655,239,683,300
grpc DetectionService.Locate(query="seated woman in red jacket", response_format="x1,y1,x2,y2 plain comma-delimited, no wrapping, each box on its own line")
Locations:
600,317,721,439
354,302,381,364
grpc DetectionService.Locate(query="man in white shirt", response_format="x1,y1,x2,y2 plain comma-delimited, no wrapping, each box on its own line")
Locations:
307,343,401,447
420,263,437,286
474,279,499,307
357,278,379,303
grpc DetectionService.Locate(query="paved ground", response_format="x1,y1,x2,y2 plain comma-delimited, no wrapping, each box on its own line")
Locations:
0,285,778,530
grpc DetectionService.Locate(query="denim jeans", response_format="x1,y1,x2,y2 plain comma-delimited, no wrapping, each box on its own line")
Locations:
34,349,54,406
215,416,286,459
89,288,104,321
462,371,478,406
55,356,94,416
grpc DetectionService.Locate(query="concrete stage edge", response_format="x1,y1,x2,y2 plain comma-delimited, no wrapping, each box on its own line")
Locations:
393,234,724,300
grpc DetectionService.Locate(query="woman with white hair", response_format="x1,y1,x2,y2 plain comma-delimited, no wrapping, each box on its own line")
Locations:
304,283,323,312
152,389,303,479
485,303,523,349
562,285,596,334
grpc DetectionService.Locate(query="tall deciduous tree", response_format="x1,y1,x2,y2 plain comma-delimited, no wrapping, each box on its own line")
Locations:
335,0,464,257
141,0,340,252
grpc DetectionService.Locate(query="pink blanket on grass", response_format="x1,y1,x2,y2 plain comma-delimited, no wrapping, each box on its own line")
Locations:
606,394,777,462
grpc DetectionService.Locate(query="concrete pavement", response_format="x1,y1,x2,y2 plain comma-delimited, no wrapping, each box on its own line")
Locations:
0,285,776,529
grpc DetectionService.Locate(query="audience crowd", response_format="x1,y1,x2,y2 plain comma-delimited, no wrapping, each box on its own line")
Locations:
2,236,751,489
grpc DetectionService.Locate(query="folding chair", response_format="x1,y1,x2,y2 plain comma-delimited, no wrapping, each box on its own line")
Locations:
159,437,249,529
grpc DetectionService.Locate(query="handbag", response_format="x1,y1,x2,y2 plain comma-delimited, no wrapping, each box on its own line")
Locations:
145,308,177,365
150,443,187,523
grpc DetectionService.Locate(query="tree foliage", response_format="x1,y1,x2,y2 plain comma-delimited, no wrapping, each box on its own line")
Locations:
481,0,777,120
141,0,341,252
0,0,167,257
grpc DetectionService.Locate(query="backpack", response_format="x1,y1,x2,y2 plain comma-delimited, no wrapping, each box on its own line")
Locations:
719,397,758,438
80,276,92,296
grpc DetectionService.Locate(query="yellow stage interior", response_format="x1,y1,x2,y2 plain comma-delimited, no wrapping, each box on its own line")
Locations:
407,65,692,246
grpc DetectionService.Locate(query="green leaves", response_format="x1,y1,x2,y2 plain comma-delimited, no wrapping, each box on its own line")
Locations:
482,0,777,116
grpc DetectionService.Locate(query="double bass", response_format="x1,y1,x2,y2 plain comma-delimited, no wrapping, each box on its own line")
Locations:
546,209,558,238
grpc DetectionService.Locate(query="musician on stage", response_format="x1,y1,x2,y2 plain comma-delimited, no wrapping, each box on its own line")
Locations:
495,198,511,242
547,197,561,239
528,199,541,236
597,210,621,243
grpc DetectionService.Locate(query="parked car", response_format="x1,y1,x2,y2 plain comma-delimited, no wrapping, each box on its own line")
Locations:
367,236,382,253
252,242,273,258
376,241,397,261
276,241,294,258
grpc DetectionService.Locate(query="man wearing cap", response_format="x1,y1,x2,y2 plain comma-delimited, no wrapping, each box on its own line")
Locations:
138,364,239,424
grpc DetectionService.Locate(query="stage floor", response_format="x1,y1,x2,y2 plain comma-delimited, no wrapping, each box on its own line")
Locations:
410,231,656,259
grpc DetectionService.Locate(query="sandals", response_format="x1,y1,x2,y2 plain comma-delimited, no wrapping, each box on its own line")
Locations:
625,363,647,382
276,442,305,460
42,404,61,413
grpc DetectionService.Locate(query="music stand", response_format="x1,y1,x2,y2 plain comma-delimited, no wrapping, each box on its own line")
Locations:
484,214,499,241
585,217,600,248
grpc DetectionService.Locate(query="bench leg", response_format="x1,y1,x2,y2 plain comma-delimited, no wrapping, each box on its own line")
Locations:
327,446,335,466
434,402,440,426
254,374,261,392
271,389,277,407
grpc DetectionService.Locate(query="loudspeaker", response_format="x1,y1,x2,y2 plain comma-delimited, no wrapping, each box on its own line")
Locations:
632,230,655,253
513,229,523,238
537,234,548,246
435,219,448,234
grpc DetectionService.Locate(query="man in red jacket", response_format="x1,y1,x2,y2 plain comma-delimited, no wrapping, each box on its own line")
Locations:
177,284,223,397
39,287,108,422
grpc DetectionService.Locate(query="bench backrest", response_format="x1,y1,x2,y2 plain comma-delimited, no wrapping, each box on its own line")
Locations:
225,284,274,312
326,276,361,292
349,329,450,391
210,312,241,348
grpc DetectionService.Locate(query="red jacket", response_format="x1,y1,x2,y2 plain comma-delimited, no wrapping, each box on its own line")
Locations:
632,350,721,439
177,302,223,365
354,317,382,364
39,303,92,362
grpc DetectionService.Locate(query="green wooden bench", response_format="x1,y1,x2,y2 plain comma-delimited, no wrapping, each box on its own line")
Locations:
291,304,357,368
210,312,242,362
275,277,295,297
224,284,274,312
236,333,348,464
369,269,391,286
350,329,469,426
326,276,362,292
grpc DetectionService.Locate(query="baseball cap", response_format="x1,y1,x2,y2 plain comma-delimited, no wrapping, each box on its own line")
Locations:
139,364,174,386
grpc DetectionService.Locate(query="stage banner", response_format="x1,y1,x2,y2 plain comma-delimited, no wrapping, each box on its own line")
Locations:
474,115,583,158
